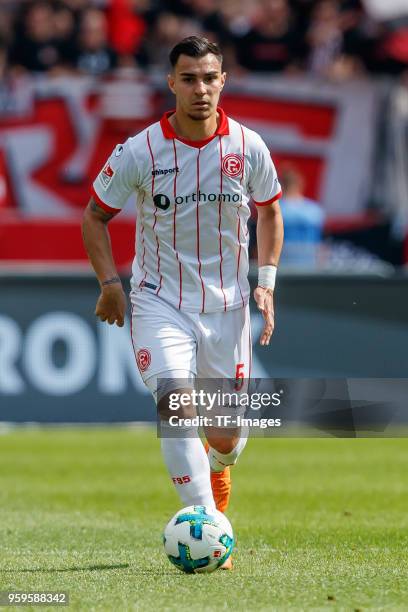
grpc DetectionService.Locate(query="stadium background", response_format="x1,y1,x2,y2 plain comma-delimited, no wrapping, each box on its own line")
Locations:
0,0,407,421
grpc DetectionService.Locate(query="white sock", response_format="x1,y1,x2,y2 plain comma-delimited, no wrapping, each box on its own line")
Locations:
160,423,215,508
208,431,248,473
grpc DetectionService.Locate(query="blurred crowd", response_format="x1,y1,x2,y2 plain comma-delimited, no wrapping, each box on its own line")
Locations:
0,0,407,79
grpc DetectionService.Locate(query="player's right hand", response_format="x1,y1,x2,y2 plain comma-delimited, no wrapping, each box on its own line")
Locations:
95,284,127,327
253,286,275,346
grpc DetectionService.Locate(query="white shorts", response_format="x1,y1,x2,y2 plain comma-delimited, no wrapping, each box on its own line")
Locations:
130,289,252,404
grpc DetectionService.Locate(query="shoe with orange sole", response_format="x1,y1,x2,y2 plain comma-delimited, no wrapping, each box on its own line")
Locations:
219,555,233,570
204,442,233,570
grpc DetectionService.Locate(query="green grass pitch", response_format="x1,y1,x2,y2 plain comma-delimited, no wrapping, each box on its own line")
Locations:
0,427,407,611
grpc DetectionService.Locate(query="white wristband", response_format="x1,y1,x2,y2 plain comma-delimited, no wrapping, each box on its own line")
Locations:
258,265,277,291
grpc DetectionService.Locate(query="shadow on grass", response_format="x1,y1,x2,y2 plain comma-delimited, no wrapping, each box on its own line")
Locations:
0,563,130,573
1,564,192,576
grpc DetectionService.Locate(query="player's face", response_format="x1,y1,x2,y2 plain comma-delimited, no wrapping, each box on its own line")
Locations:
168,53,226,121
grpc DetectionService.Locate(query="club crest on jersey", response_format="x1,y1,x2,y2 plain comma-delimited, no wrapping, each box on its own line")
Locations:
137,348,151,372
99,162,115,190
222,154,243,178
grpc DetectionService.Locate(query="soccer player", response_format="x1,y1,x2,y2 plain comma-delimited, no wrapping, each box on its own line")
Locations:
82,36,283,568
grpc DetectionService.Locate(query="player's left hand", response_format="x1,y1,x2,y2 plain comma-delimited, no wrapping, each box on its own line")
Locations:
253,286,274,346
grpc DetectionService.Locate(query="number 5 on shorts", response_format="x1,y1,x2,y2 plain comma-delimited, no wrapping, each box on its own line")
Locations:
235,363,245,391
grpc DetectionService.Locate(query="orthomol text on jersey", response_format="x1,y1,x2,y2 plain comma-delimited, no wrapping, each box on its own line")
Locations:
153,191,242,210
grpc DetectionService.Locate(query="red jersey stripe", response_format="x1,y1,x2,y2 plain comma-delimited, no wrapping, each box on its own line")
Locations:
130,302,137,363
236,125,245,308
138,194,147,288
152,212,162,296
147,130,163,295
173,139,182,310
240,124,245,185
236,213,245,308
218,136,227,312
172,139,178,250
147,130,155,196
196,149,206,313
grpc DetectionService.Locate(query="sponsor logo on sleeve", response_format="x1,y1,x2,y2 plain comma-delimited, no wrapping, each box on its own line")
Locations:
99,162,115,190
115,144,124,157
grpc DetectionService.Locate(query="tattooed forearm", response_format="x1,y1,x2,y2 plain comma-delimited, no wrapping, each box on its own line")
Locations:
82,197,120,287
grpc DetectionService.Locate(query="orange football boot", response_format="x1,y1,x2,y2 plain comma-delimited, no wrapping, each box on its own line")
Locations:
219,555,233,570
204,442,232,513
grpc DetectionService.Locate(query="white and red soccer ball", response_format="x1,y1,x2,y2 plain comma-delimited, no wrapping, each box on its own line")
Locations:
163,505,234,573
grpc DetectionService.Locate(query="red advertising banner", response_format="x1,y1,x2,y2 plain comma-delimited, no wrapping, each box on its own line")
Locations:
0,75,379,265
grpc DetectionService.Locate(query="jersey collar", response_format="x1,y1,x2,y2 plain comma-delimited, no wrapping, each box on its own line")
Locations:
160,107,229,148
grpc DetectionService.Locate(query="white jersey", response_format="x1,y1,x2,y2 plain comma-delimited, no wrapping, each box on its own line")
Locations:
92,108,281,313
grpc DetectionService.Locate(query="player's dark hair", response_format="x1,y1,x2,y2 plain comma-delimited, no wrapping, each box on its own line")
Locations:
169,36,223,68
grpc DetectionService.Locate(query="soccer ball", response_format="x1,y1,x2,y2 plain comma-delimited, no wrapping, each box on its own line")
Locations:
163,505,234,573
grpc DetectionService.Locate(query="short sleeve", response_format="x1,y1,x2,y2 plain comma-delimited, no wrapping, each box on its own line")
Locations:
248,137,282,206
92,140,138,215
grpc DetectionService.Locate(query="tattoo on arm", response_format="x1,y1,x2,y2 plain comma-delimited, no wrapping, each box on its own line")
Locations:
90,199,114,222
101,276,121,287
